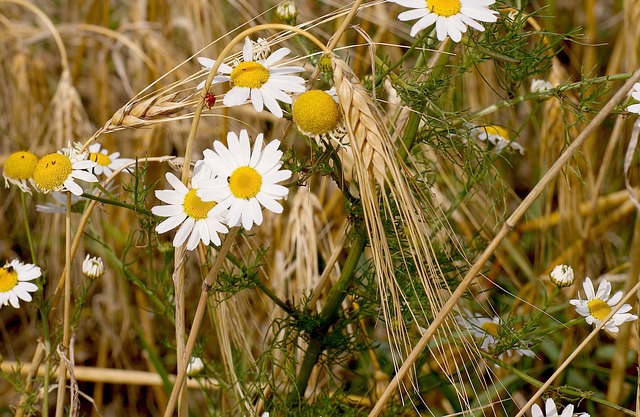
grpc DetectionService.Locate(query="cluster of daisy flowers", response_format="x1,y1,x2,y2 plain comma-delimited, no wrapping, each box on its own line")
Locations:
196,36,346,149
152,129,292,250
3,142,132,196
456,264,638,360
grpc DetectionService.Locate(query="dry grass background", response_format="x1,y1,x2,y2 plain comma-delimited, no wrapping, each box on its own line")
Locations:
0,0,640,416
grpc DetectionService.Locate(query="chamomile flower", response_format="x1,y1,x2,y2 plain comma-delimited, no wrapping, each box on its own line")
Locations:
3,150,39,193
31,142,98,196
152,162,228,251
389,0,498,42
88,143,134,177
627,82,640,115
0,260,41,309
569,277,638,333
216,37,306,118
456,311,534,358
531,398,590,417
471,125,525,154
292,88,347,146
198,129,292,231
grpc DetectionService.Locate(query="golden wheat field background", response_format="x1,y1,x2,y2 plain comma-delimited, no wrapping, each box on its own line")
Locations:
1,0,640,416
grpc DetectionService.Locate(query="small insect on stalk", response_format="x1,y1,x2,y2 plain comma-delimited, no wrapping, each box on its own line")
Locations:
204,91,216,109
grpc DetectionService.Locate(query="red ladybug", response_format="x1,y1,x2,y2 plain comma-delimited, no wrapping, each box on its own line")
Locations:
204,92,216,109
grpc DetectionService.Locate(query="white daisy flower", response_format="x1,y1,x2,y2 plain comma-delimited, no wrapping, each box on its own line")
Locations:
569,277,638,333
389,0,498,41
31,142,98,196
82,254,105,279
3,150,39,193
215,37,306,118
456,311,534,358
88,143,134,177
627,82,640,115
531,398,589,417
470,125,525,155
152,161,228,251
0,260,41,309
198,129,292,231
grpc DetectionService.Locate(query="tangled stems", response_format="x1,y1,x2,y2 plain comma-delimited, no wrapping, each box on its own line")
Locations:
290,223,368,402
162,227,240,417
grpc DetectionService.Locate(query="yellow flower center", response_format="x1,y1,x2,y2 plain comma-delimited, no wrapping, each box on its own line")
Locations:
4,151,39,181
183,189,216,220
0,266,18,293
426,0,461,16
229,166,262,199
230,62,270,89
32,153,73,191
587,299,611,321
483,125,510,139
292,90,341,135
480,321,499,337
90,152,112,167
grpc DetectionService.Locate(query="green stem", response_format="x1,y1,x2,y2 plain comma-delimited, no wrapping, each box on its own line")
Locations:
20,192,37,263
374,30,430,88
465,72,634,122
398,40,455,160
291,223,368,400
81,192,154,217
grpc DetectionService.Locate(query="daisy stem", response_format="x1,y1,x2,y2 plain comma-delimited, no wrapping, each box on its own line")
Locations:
373,30,433,88
54,192,73,417
80,192,154,217
173,246,188,417
465,72,636,123
291,223,368,402
19,191,37,264
162,227,240,417
398,39,453,161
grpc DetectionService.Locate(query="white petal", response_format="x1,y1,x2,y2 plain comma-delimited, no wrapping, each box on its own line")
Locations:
223,87,251,106
166,173,189,194
156,213,187,234
264,47,290,66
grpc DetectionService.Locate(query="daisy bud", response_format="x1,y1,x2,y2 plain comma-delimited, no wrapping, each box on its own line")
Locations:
82,254,105,279
550,264,574,288
276,0,298,24
187,357,205,376
530,79,554,93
